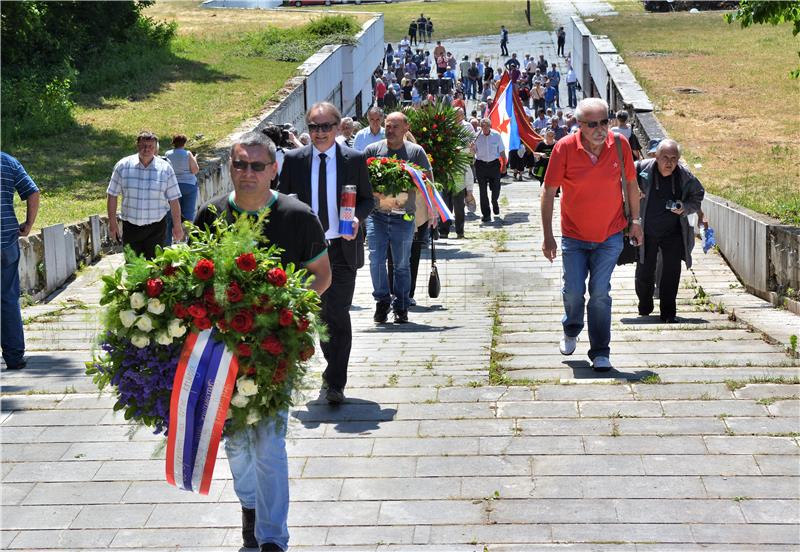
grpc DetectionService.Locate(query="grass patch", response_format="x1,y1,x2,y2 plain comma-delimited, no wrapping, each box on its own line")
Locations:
8,4,362,230
587,11,800,224
22,298,87,326
724,379,747,392
640,374,662,384
335,0,549,42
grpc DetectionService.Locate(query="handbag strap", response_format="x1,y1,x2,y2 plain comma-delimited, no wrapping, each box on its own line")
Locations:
613,133,631,219
430,232,437,265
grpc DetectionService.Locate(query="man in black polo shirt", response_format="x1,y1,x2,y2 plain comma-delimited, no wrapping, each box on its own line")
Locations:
194,131,331,552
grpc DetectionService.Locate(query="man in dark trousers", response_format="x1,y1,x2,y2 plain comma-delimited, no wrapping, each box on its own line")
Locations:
408,18,418,46
500,25,509,56
279,101,374,405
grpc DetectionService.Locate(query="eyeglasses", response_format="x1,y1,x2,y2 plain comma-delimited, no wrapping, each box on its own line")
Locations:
307,122,337,133
581,119,609,128
232,160,270,172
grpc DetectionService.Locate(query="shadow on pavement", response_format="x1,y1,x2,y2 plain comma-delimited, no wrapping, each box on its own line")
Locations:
563,359,659,381
292,397,397,434
619,316,709,325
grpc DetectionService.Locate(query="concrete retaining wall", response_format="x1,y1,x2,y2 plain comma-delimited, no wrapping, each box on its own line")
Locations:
568,15,799,299
17,13,384,300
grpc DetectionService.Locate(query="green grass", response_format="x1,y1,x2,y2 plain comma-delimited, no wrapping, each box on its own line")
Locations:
587,11,800,224
335,0,550,42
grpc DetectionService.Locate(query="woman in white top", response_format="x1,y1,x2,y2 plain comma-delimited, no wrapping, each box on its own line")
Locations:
164,134,199,245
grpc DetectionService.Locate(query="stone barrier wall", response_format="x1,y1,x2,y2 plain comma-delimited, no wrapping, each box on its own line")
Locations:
568,15,799,301
17,14,383,300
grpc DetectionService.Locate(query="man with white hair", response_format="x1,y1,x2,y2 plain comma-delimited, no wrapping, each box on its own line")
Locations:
541,97,642,372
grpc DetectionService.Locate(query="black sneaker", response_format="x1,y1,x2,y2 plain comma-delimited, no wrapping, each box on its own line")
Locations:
260,544,283,552
326,387,345,405
4,358,26,370
242,507,257,549
481,216,492,223
492,202,500,216
393,310,409,324
374,302,391,323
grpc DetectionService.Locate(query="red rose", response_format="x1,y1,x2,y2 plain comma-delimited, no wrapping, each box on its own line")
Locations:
187,303,207,319
194,317,212,330
193,259,215,281
217,319,229,332
299,345,315,361
227,281,244,303
207,302,223,316
367,157,376,164
246,365,256,376
230,310,254,334
163,264,178,276
380,158,389,165
296,317,310,332
237,343,253,358
267,268,287,287
260,335,284,355
145,278,163,298
272,359,288,384
235,252,257,272
278,308,294,327
173,303,188,319
432,124,438,129
203,287,217,305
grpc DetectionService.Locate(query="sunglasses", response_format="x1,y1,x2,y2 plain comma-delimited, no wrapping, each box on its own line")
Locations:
307,122,337,133
581,119,609,128
232,160,270,172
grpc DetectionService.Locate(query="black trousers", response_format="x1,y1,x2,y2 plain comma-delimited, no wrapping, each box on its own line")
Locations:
320,239,357,392
388,223,428,299
442,189,465,236
122,216,167,260
501,40,509,56
475,160,502,219
635,232,684,320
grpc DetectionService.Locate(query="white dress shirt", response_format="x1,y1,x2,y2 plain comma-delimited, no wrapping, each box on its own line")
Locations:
474,130,505,162
311,144,340,240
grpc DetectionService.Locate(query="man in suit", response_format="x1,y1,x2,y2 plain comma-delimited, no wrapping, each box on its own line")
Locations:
279,102,374,405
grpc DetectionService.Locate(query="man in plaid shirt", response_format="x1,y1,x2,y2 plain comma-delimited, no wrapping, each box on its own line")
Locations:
107,130,183,258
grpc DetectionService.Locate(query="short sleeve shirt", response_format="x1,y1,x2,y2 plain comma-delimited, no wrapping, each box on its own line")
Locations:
107,154,181,225
194,191,328,268
363,140,432,215
474,130,505,162
1,152,39,247
544,131,636,243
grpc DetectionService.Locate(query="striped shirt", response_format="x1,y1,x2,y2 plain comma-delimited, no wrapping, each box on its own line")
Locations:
107,154,181,225
1,152,39,247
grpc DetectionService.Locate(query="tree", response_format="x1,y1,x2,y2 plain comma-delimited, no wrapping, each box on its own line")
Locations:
725,0,800,78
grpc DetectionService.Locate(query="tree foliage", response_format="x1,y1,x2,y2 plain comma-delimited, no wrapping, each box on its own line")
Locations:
725,0,800,78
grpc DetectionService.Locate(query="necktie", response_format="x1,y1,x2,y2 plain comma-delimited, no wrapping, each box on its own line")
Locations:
318,152,329,232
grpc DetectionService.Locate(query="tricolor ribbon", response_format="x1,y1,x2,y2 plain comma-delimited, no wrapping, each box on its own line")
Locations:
165,329,239,494
403,163,454,223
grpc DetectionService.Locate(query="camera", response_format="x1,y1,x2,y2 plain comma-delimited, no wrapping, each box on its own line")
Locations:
665,200,683,211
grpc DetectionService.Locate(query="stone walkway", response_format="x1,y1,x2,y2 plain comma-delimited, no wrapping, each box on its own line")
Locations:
3,173,799,550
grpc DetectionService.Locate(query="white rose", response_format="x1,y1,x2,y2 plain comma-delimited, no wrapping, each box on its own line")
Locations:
131,334,150,348
130,292,147,310
135,314,153,333
168,318,186,338
119,310,137,328
230,392,249,408
147,298,166,315
246,409,261,425
236,378,258,397
155,331,173,346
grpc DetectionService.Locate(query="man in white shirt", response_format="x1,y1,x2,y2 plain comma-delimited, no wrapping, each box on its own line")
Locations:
470,118,506,223
566,65,579,108
353,107,386,152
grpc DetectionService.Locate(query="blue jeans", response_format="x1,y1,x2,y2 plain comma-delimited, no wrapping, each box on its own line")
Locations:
224,411,289,550
367,212,415,312
567,82,578,108
1,241,25,367
561,232,623,360
165,182,198,245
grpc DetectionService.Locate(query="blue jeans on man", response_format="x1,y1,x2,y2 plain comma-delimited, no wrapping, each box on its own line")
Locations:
165,181,197,245
1,242,25,368
567,82,578,108
367,212,415,312
225,410,289,551
561,232,623,361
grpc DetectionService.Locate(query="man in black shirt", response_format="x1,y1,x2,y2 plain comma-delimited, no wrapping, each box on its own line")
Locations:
634,139,704,323
194,131,331,552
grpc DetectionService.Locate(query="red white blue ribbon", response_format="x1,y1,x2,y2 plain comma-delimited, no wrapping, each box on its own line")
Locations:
403,163,454,223
166,329,239,495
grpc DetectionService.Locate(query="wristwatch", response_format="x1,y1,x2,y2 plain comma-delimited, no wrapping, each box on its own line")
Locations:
631,218,642,225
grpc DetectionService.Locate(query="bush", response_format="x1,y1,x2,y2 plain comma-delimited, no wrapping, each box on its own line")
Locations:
1,67,76,143
237,15,358,62
304,14,360,37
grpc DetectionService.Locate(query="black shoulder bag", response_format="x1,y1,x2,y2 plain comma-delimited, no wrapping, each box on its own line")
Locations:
614,134,638,265
428,234,441,298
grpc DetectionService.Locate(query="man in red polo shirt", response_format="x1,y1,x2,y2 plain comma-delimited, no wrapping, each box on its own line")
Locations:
540,97,642,372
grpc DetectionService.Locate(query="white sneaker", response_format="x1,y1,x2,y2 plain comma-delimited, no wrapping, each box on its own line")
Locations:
592,356,612,372
559,334,577,355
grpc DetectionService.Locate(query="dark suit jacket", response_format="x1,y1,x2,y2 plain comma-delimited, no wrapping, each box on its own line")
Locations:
279,143,374,269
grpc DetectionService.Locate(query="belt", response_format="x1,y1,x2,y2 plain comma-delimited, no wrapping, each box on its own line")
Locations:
476,159,500,164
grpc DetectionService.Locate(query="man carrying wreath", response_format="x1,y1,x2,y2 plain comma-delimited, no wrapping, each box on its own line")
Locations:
363,111,434,324
195,131,331,551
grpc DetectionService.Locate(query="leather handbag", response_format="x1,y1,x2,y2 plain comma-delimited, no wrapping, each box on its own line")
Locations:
614,134,639,266
428,234,441,298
